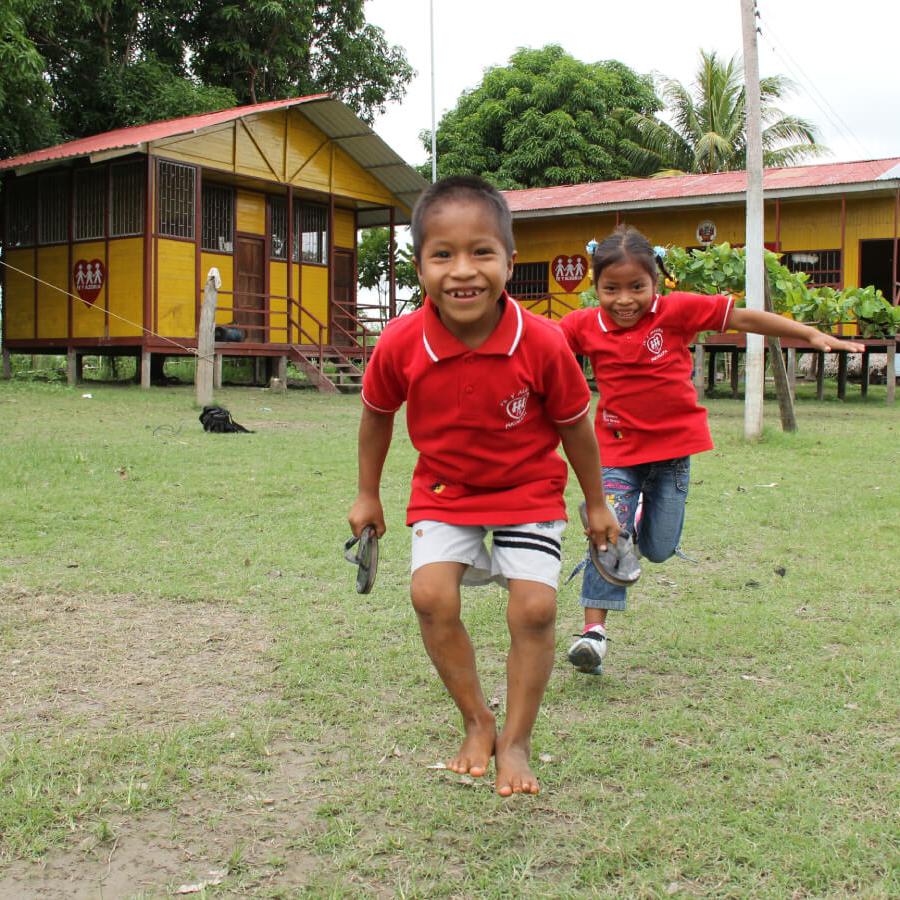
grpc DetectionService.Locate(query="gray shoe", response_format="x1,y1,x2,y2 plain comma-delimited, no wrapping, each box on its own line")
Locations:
567,630,607,675
579,502,641,586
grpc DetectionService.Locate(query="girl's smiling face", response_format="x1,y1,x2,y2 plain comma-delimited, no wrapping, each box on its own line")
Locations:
595,257,656,328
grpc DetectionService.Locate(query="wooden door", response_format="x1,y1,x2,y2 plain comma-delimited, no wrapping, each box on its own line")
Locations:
235,236,266,342
331,250,357,347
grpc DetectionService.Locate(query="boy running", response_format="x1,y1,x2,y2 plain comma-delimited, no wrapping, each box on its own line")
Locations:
348,176,618,796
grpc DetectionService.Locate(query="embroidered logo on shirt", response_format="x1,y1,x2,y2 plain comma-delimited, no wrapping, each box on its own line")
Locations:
645,327,668,362
501,387,530,429
602,409,621,427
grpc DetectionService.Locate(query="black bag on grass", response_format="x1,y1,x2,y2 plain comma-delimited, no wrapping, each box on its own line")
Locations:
199,406,253,433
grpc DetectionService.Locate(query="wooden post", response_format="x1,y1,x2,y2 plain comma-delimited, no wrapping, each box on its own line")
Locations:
278,354,287,384
141,350,151,389
763,280,797,431
214,353,223,389
707,349,716,393
816,352,825,400
1,347,11,380
861,350,870,397
67,348,77,386
886,342,896,403
837,352,848,400
731,349,740,397
196,269,220,407
693,343,705,398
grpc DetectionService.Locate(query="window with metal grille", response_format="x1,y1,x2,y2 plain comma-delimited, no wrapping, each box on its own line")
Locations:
2,178,35,247
270,196,287,259
785,249,842,288
294,203,328,264
158,161,195,239
110,162,145,237
38,172,69,244
74,168,106,240
507,261,549,299
201,184,233,251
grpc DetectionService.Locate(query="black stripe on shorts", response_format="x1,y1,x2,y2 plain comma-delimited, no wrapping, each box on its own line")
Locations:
493,537,561,561
493,529,561,550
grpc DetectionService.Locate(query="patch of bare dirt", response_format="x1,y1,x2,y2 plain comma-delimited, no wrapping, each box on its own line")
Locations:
1,588,274,733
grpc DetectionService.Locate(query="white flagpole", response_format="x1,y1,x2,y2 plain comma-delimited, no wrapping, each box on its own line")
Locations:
429,0,437,183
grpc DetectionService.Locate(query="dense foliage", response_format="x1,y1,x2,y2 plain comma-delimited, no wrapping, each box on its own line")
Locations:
620,50,823,176
356,228,421,309
0,0,413,157
422,45,660,188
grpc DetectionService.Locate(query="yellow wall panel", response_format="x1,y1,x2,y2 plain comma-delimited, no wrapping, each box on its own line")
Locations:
236,114,285,182
152,124,235,169
202,252,235,326
300,264,329,344
287,115,331,191
269,261,288,342
36,247,69,339
235,122,278,182
108,238,144,337
4,249,35,339
156,239,196,336
237,190,266,235
332,147,394,205
72,241,106,338
334,208,355,248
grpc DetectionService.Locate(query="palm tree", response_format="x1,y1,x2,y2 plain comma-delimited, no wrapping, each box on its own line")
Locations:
620,50,824,176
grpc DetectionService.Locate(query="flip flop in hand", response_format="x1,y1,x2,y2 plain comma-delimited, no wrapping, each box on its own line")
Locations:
343,525,379,594
579,502,641,587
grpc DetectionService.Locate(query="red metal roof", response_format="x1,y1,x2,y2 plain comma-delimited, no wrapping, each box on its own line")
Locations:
503,158,900,214
0,95,330,172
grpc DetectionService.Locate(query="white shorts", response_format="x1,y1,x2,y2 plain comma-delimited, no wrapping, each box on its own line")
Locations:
410,519,566,590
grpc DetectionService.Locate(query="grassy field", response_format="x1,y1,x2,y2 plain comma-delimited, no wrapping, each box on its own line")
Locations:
0,379,897,898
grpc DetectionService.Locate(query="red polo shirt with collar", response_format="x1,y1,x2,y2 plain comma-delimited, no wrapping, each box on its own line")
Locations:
362,293,592,526
559,291,734,467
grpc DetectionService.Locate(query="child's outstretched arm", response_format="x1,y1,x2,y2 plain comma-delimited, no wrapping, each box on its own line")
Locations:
557,416,620,550
727,307,866,353
348,406,394,538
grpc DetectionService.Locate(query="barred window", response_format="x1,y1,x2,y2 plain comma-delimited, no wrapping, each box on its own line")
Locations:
270,196,287,259
3,178,35,247
110,162,145,237
201,184,233,252
785,249,842,288
507,261,549,299
39,172,69,244
74,168,106,240
158,161,195,239
294,203,328,264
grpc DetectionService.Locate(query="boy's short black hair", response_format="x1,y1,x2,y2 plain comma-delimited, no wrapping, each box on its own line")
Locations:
410,175,515,260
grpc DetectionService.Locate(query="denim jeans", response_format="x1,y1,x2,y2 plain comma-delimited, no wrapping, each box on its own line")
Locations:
580,457,691,610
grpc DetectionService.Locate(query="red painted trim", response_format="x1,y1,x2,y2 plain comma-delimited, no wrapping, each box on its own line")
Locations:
840,195,846,289
328,193,335,342
195,167,202,333
894,189,899,305
32,244,37,341
353,207,360,320
0,178,6,350
774,198,781,251
287,184,293,342
68,168,74,340
388,205,396,319
104,164,111,337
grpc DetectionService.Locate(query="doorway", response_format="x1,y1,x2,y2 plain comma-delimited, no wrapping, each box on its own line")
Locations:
235,236,266,341
330,249,357,347
859,238,897,301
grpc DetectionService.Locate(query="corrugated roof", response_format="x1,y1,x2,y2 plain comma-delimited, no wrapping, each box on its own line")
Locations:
0,94,428,223
504,158,900,217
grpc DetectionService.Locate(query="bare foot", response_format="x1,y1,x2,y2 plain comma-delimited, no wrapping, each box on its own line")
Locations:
494,738,539,796
447,715,496,777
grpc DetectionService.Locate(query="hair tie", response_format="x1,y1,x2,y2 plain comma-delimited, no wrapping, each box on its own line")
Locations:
653,245,667,264
586,239,598,256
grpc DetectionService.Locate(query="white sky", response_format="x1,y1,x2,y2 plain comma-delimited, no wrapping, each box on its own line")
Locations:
365,0,898,170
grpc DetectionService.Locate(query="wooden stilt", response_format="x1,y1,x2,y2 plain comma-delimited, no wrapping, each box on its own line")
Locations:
731,349,740,397
693,343,705,399
816,352,825,400
861,350,870,397
67,348,77,386
837,352,848,399
786,348,796,401
1,348,11,380
886,343,896,403
707,350,716,393
214,353,223,389
141,350,151,389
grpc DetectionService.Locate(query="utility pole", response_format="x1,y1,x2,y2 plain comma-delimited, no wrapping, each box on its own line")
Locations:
741,0,765,439
429,0,437,183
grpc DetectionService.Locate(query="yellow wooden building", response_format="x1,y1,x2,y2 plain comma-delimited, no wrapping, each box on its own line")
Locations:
502,158,900,319
0,95,427,389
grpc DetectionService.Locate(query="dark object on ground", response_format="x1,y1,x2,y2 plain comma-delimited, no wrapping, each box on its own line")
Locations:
214,325,246,342
344,525,378,594
199,406,254,433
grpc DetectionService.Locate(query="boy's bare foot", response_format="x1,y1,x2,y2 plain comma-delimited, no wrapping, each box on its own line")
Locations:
447,715,496,777
494,738,539,796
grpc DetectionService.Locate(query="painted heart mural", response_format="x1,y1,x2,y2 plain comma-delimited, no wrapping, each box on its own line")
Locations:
73,259,105,306
552,254,588,293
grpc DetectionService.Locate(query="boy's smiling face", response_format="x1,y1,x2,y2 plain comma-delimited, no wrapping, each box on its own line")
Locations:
414,197,515,345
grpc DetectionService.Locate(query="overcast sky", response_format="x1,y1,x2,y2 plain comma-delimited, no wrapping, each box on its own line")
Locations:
365,0,898,171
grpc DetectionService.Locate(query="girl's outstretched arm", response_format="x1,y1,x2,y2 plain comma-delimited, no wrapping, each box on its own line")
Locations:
727,307,866,353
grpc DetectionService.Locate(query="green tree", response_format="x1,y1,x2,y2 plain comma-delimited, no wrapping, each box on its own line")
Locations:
357,228,421,309
423,45,660,189
620,49,823,176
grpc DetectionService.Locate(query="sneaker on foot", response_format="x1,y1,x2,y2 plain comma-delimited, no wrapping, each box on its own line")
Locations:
567,628,607,675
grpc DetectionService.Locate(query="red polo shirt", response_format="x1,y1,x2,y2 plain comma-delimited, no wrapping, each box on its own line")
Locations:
559,291,734,467
362,293,591,525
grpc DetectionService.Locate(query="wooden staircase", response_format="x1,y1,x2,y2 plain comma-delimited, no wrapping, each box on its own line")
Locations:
287,345,364,394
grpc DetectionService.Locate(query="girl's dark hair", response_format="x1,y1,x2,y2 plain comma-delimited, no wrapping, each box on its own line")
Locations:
410,175,515,260
591,225,669,286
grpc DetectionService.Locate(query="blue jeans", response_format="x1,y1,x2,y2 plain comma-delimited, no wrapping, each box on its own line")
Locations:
580,457,691,611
